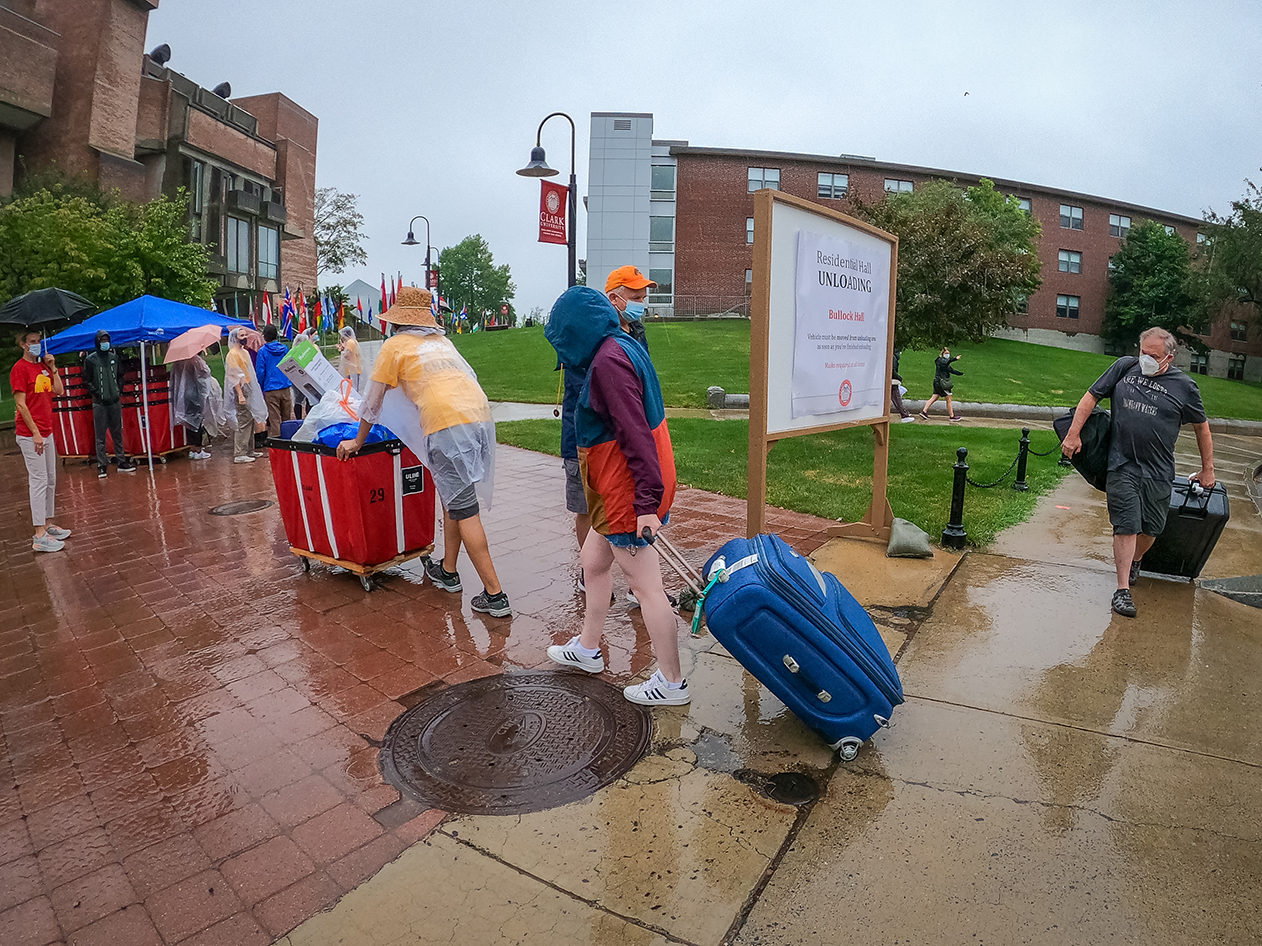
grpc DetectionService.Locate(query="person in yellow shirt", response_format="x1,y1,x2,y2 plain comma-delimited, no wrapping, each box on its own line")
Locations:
336,287,509,617
337,326,362,391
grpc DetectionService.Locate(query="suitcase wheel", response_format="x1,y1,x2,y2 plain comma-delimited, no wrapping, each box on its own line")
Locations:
299,556,311,573
359,575,374,592
837,737,863,762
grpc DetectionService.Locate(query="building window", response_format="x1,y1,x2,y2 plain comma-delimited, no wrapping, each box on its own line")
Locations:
1016,197,1031,213
746,217,755,244
647,268,673,302
1014,293,1029,314
884,179,913,193
748,167,780,192
187,159,205,239
1058,250,1082,274
1109,214,1131,238
1189,352,1209,376
1228,354,1246,381
1197,232,1210,245
650,165,676,199
745,268,753,283
1231,320,1248,341
258,225,280,281
1164,225,1176,235
649,216,674,251
1055,294,1080,319
226,217,250,273
818,172,849,199
1060,204,1084,230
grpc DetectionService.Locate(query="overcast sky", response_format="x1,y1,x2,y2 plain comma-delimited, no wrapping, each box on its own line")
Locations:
146,0,1261,317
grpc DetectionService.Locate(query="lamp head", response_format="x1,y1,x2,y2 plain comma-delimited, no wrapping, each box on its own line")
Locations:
516,146,558,178
402,231,419,246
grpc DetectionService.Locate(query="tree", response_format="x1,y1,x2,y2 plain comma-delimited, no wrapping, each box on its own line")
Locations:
0,182,216,309
438,235,516,329
1193,176,1262,333
313,187,368,277
1103,220,1197,350
853,179,1043,350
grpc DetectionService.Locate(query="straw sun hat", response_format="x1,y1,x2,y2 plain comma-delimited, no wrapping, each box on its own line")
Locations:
383,286,438,327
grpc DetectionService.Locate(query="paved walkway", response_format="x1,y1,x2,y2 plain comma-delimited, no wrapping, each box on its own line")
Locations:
0,442,834,946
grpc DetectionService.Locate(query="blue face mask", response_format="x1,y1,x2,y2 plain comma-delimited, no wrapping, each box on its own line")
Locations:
100,342,110,352
622,300,646,321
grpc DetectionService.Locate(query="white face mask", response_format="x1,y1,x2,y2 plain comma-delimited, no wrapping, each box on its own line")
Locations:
1138,353,1164,376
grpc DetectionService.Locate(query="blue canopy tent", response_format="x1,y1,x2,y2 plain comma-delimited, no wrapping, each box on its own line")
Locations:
44,295,253,467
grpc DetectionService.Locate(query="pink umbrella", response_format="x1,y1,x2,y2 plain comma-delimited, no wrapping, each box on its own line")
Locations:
163,324,225,363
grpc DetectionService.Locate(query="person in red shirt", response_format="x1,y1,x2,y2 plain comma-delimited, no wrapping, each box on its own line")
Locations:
11,329,70,552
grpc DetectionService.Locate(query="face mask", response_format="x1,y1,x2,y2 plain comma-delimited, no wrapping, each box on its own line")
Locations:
100,342,110,352
1138,354,1163,376
622,300,646,321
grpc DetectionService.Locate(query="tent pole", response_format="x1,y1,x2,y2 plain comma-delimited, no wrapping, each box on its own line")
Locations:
139,340,154,467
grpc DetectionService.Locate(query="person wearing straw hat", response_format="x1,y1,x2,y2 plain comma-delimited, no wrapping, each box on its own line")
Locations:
335,286,510,618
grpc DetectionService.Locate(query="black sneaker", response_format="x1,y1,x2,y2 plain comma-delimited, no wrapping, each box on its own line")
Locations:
97,466,107,479
1111,589,1137,618
424,556,462,592
471,590,512,617
1129,558,1143,584
118,462,137,474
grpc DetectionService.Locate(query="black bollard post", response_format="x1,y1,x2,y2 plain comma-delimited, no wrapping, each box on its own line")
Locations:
942,446,969,549
1013,427,1031,492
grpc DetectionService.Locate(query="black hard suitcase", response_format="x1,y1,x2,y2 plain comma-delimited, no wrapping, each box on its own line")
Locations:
1142,477,1230,579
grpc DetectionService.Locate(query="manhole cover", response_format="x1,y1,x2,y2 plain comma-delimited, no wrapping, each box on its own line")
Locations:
381,673,652,815
209,499,274,516
765,772,819,806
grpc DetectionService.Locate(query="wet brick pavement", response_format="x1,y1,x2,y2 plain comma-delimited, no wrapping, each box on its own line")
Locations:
0,442,835,946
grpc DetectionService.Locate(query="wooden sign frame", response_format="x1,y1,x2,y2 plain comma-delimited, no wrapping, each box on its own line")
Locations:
747,189,899,541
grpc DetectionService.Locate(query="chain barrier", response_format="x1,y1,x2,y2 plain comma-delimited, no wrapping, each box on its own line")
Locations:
965,455,1020,489
1026,444,1061,457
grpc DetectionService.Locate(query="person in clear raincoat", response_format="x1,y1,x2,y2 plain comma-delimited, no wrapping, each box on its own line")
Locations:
170,351,227,460
335,287,509,617
223,327,267,463
337,326,362,391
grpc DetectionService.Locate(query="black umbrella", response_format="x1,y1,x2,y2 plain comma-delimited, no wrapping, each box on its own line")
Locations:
0,288,96,327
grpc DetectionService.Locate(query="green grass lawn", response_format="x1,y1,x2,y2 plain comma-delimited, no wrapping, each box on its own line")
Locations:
497,418,1071,547
449,322,1262,421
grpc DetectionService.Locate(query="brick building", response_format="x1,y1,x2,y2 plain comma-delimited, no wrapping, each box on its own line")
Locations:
585,112,1259,382
0,0,318,316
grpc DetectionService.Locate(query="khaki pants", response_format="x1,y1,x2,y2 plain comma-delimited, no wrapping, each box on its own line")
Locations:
234,402,255,457
264,388,293,437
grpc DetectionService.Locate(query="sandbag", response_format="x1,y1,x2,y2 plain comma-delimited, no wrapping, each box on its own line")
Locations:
887,518,934,558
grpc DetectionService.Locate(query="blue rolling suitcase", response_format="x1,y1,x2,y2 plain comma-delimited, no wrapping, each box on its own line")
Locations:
655,531,904,760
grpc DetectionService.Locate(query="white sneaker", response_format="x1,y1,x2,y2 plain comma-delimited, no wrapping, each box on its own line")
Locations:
623,670,690,706
45,526,71,540
546,636,605,673
900,415,916,423
233,455,256,464
625,590,640,609
190,450,211,460
33,534,64,553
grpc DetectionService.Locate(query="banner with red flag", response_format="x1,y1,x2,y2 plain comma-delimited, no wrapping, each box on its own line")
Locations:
538,180,567,245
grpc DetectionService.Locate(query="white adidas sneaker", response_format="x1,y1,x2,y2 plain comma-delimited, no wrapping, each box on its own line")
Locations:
622,670,690,706
546,636,605,673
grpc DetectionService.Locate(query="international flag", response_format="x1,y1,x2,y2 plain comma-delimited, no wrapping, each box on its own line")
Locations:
337,303,345,331
356,298,364,323
312,296,322,335
281,287,295,338
389,276,397,308
380,274,388,314
325,296,335,332
297,289,308,334
262,292,273,326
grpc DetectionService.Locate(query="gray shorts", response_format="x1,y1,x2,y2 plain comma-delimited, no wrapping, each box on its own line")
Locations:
1106,470,1172,536
563,457,588,515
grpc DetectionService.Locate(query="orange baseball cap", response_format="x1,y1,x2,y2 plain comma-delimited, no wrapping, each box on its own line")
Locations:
604,265,657,293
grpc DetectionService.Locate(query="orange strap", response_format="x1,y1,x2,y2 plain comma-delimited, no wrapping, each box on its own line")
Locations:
337,377,359,422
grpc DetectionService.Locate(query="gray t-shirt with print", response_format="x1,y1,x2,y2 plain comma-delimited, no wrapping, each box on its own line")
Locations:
1088,356,1206,482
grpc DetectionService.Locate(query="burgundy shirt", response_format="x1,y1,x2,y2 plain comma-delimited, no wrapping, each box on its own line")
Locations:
586,339,664,516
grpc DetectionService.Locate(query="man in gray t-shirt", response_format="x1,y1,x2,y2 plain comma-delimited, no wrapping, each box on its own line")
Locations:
1062,327,1215,618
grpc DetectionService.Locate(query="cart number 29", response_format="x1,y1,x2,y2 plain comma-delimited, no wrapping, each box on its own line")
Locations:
368,487,386,504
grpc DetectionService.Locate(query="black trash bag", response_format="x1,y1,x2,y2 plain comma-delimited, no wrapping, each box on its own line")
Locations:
1053,407,1111,492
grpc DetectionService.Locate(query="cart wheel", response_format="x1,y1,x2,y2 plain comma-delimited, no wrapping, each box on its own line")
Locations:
300,557,311,572
360,575,374,592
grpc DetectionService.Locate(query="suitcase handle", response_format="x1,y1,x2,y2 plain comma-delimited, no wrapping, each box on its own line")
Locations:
782,654,832,703
1177,481,1211,519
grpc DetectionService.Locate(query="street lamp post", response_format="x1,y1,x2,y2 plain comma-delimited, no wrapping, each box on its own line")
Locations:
516,111,577,288
401,215,433,294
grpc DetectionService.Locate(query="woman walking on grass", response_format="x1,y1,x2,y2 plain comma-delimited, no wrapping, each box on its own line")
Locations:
920,347,964,421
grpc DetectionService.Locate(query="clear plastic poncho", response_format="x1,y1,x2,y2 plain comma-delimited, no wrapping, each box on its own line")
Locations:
338,328,362,383
170,354,227,437
361,326,496,511
222,329,267,426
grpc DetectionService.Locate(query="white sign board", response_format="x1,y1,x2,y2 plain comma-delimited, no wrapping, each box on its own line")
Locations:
763,200,894,435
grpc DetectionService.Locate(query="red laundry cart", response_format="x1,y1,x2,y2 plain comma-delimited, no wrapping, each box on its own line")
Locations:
51,365,96,459
268,438,436,591
51,360,188,462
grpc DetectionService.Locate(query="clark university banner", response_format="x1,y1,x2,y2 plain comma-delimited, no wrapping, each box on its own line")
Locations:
538,180,568,245
791,229,891,419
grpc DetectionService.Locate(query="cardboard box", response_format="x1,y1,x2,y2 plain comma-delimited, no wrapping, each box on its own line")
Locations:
278,339,344,402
